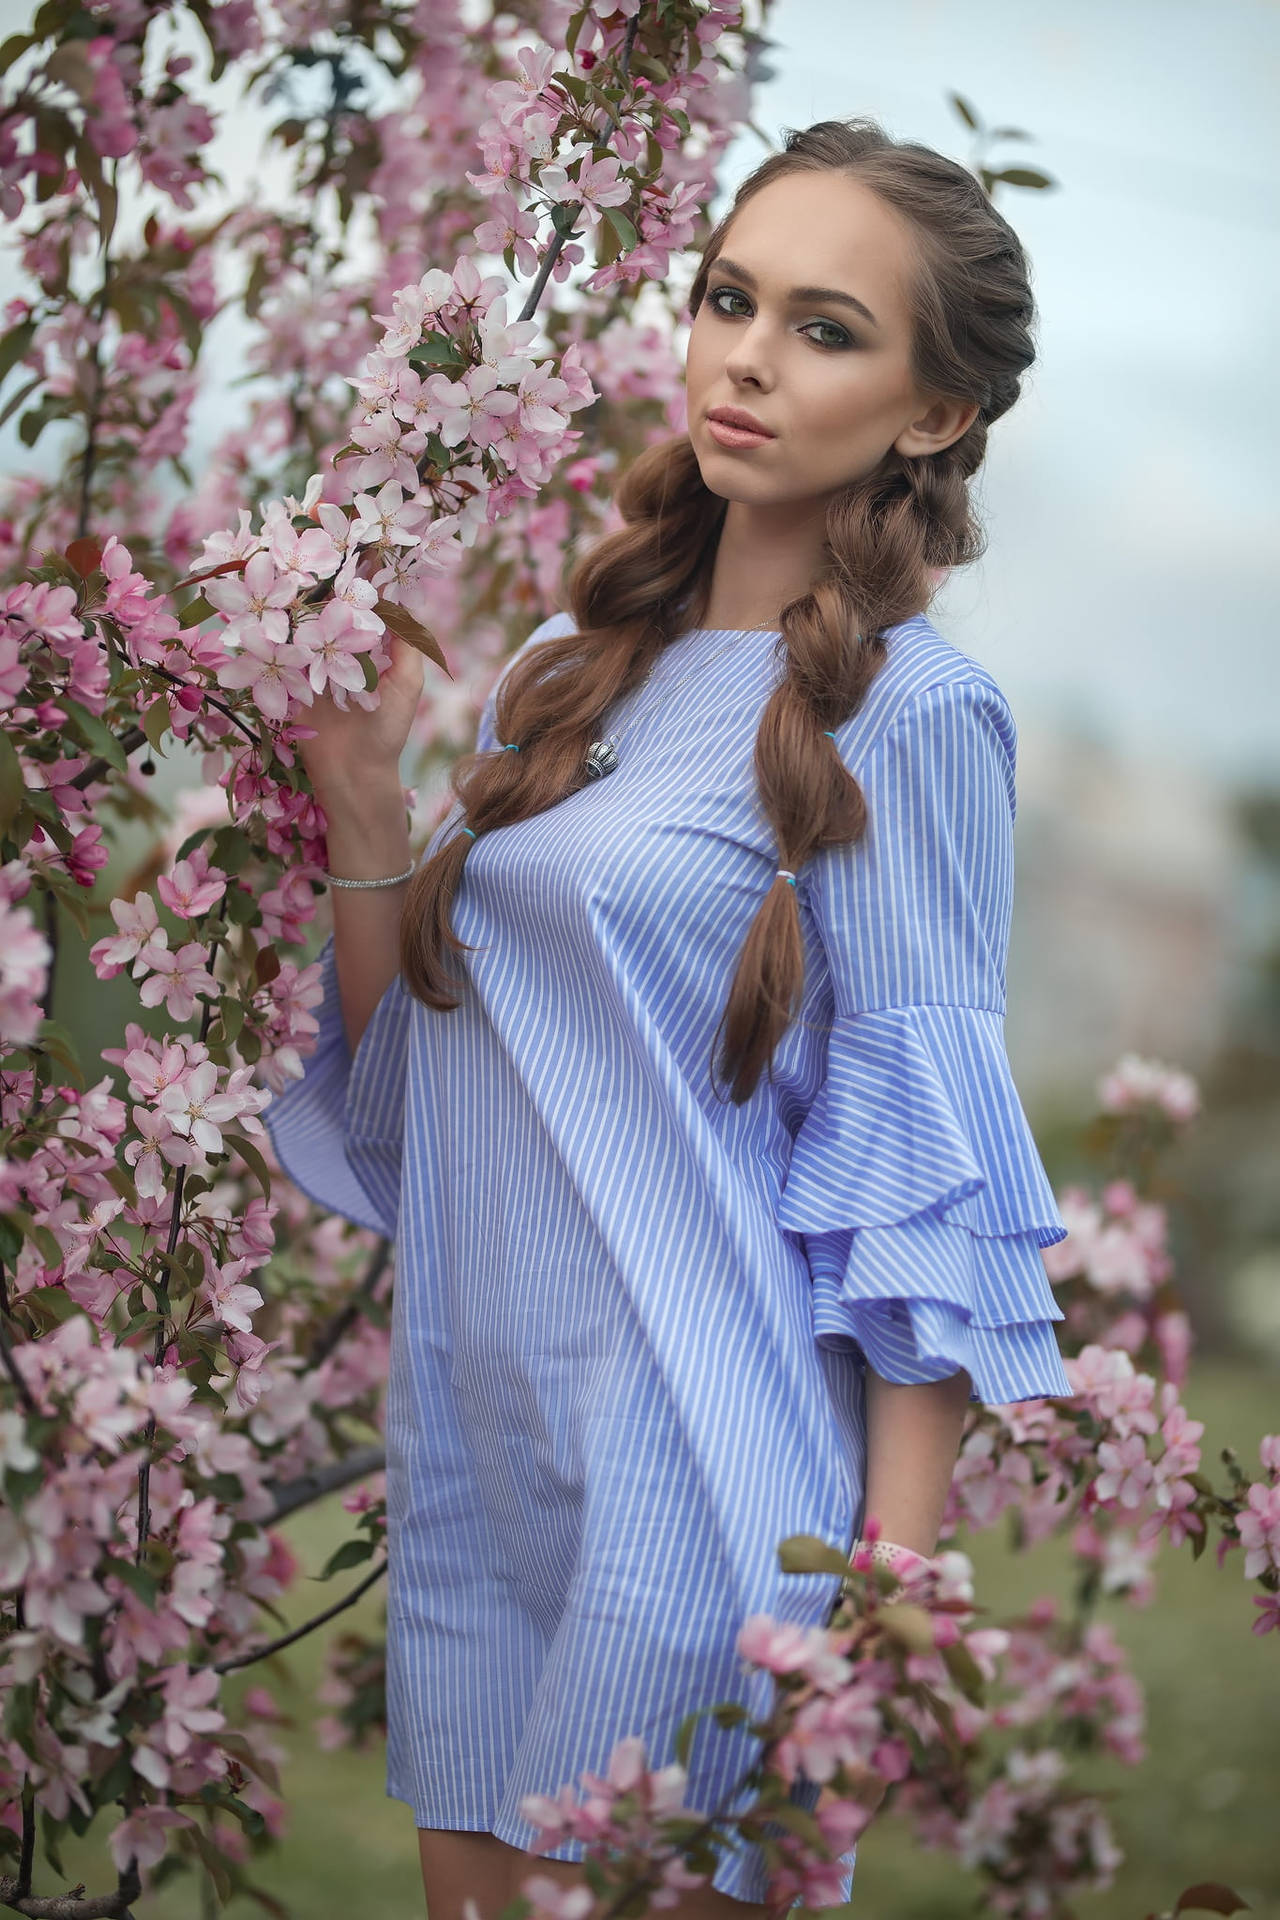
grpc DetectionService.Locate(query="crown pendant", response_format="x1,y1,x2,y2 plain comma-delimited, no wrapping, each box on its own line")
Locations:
584,736,620,780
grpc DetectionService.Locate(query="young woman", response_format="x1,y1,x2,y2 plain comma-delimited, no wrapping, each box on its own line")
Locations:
267,117,1072,1920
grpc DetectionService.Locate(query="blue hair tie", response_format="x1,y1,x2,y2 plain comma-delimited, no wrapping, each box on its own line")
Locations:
823,730,837,739
500,742,519,752
776,868,796,887
460,826,477,840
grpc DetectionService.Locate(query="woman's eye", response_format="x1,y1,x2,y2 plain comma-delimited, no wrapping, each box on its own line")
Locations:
706,288,852,350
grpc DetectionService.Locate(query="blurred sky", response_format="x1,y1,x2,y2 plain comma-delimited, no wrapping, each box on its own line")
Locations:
2,0,1276,779
714,0,1280,782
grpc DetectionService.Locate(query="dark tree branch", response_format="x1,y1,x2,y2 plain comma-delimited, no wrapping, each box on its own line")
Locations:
211,1557,386,1675
134,941,222,1564
263,1443,386,1525
306,1236,391,1370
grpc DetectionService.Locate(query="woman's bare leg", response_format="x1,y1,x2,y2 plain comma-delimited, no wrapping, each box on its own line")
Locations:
493,1837,774,1920
418,1828,515,1920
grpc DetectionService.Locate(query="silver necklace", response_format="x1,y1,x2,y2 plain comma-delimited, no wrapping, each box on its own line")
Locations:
584,627,753,780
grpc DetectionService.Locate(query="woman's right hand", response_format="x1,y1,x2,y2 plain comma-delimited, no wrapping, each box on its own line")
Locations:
295,632,426,805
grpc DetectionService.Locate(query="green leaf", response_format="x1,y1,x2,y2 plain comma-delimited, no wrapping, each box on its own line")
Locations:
105,1555,159,1611
0,33,37,76
776,1533,852,1578
564,7,587,57
20,1285,89,1330
218,996,245,1046
61,696,127,775
17,396,64,448
223,883,257,926
212,825,253,873
710,1702,749,1730
318,1536,375,1580
142,698,171,755
877,1601,937,1657
226,1130,273,1197
991,166,1055,191
0,1215,22,1267
0,373,42,433
36,1016,83,1085
672,1704,711,1768
190,1822,234,1904
4,1679,37,1747
175,823,216,864
72,133,117,248
0,725,24,833
949,91,981,132
0,317,36,388
936,1636,984,1702
602,205,638,253
178,593,215,629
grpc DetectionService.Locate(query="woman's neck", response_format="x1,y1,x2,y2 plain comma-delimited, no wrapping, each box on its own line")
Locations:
699,497,828,631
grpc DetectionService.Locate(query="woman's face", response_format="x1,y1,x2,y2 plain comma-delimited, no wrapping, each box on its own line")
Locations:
685,170,971,512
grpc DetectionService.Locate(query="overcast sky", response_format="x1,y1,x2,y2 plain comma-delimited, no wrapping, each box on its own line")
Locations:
2,0,1275,783
722,0,1279,783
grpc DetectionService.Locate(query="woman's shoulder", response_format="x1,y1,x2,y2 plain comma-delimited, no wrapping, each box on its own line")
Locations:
830,611,1017,765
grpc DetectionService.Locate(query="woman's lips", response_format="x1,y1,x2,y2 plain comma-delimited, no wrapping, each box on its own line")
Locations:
706,417,775,450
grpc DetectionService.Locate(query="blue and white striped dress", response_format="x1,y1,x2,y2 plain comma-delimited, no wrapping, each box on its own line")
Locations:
264,609,1072,1905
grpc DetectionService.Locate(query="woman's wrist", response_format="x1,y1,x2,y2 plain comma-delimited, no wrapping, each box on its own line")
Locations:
321,805,412,883
844,1537,931,1605
313,771,407,831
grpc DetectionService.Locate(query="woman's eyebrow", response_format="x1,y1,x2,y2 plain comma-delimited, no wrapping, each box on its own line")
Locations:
712,257,880,330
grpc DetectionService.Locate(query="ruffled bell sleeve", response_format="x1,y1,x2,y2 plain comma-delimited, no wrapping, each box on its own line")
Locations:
263,933,412,1240
777,672,1073,1405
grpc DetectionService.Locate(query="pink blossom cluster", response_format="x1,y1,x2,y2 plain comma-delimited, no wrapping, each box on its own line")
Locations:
519,1736,707,1916
0,857,51,1047
1097,1051,1201,1122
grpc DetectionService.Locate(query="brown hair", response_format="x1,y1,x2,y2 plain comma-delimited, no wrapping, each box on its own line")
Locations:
399,115,1038,1102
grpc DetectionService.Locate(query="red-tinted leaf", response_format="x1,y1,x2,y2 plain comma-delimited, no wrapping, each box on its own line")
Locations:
1173,1886,1252,1917
65,535,102,578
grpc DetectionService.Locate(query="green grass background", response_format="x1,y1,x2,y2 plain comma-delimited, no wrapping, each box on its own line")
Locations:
42,1354,1280,1920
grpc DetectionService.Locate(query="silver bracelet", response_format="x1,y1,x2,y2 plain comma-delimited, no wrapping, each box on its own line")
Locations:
323,861,417,890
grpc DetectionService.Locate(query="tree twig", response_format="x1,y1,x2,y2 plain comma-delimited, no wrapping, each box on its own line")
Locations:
305,1237,392,1370
263,1443,386,1525
210,1557,387,1675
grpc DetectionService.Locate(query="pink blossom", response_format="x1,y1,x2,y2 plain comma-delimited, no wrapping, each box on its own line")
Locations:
99,536,154,625
1094,1433,1156,1511
1252,1592,1280,1635
520,1876,595,1920
137,940,219,1022
156,846,227,919
1097,1052,1200,1123
1238,1481,1280,1580
159,1060,266,1156
2,578,83,649
205,548,297,647
0,895,51,1045
123,1109,196,1200
421,366,518,449
293,598,377,705
110,1804,196,1875
88,891,160,980
216,625,313,721
738,1613,853,1689
349,479,427,553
